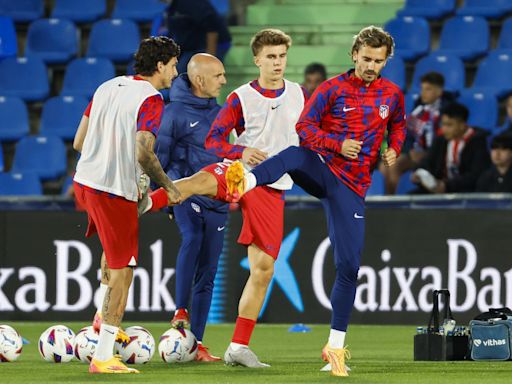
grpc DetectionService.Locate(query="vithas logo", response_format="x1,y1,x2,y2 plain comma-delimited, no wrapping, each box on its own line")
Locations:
473,338,506,347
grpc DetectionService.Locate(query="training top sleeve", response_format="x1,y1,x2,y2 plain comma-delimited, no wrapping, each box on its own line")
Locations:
136,95,165,137
83,100,93,117
296,82,344,153
205,92,247,159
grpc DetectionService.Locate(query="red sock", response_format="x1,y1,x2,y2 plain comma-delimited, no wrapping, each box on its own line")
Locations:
149,188,168,211
231,316,257,346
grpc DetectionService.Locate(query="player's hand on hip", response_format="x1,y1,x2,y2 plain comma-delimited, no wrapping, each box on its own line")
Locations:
381,148,397,167
242,147,268,166
341,139,363,159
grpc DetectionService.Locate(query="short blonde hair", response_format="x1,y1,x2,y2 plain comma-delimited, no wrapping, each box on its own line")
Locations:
250,29,292,56
351,25,394,58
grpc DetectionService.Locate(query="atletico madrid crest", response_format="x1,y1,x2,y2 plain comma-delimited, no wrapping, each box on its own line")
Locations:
379,105,389,119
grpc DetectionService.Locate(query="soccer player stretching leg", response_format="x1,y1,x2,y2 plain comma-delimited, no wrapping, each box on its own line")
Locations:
224,26,405,376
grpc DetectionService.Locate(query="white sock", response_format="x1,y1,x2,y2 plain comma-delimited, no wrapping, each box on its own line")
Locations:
230,342,247,351
94,323,118,361
245,173,257,192
328,329,346,349
96,283,108,314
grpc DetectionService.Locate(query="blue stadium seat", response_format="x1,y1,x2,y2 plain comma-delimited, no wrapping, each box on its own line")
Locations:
367,170,385,196
61,58,115,99
0,97,30,142
396,171,416,195
437,16,489,61
40,96,89,141
87,19,140,63
0,16,17,59
12,135,67,181
112,0,167,22
404,92,419,115
381,56,406,90
0,0,44,22
25,19,79,64
150,14,168,36
0,172,42,195
472,49,512,99
61,175,73,195
384,16,430,61
51,0,106,23
497,17,512,49
457,0,512,18
457,90,498,132
397,0,456,20
0,145,3,172
411,53,465,93
0,57,49,101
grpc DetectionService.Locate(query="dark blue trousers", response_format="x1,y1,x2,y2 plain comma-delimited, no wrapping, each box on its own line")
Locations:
173,200,227,341
251,146,365,332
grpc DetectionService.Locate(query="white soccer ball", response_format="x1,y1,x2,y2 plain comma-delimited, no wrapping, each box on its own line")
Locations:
38,325,75,363
0,325,23,362
73,326,99,363
158,328,198,363
115,326,155,364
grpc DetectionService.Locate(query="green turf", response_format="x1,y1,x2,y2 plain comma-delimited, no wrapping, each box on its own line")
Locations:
1,322,512,383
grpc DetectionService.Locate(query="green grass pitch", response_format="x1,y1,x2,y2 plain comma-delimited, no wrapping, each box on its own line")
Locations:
1,322,512,383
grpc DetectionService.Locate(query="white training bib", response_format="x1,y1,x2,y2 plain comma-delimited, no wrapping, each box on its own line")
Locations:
234,79,304,190
74,76,161,201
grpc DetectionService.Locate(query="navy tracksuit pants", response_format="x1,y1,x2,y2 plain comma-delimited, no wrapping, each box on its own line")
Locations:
252,146,365,332
173,200,227,341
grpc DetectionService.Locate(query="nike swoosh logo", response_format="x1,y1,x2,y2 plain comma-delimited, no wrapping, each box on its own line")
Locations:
343,106,356,112
271,105,281,110
117,84,127,87
190,121,199,127
354,213,364,219
105,329,115,335
217,226,225,231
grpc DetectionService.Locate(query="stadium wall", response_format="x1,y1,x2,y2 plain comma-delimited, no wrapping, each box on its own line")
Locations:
0,208,511,325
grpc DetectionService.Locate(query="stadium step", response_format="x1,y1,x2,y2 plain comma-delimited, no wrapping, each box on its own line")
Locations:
246,4,403,26
229,24,365,46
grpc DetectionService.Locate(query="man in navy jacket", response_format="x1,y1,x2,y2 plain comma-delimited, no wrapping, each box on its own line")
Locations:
155,53,227,361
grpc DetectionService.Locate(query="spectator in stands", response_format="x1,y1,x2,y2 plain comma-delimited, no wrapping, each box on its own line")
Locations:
302,62,327,97
163,0,232,73
380,72,455,194
411,102,490,194
476,134,512,192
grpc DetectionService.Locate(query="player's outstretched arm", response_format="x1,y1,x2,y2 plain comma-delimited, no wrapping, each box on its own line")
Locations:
136,131,181,205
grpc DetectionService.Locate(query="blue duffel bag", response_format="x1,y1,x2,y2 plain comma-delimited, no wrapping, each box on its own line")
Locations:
470,308,512,361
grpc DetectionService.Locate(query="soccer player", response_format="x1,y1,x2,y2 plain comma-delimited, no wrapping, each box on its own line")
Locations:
154,53,228,361
72,36,182,374
204,29,308,368
222,26,406,376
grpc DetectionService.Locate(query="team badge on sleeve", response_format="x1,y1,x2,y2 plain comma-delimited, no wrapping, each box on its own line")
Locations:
379,105,389,119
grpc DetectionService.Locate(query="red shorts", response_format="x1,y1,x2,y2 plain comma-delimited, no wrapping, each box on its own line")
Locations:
73,182,138,269
201,162,285,259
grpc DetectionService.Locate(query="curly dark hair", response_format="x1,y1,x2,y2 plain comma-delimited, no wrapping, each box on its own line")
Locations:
133,36,180,76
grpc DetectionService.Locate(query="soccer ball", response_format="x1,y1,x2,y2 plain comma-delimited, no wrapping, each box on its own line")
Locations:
73,326,99,363
0,325,23,362
115,326,155,364
38,325,75,363
158,328,198,363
